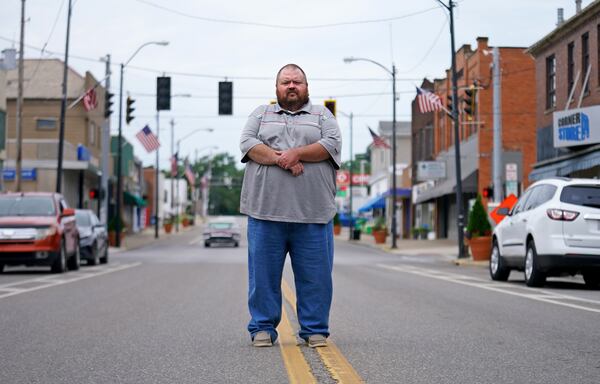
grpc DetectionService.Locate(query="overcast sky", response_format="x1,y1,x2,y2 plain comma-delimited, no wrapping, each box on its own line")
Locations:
0,0,593,169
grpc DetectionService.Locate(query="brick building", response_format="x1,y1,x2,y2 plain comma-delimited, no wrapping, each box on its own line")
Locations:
528,1,600,180
412,37,537,240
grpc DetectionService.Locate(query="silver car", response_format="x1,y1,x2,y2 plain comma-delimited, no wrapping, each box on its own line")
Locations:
203,219,241,248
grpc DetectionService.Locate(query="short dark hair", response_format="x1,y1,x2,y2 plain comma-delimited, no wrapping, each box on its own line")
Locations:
276,64,307,84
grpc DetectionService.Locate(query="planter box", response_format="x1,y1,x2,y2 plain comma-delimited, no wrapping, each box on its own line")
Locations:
333,225,342,235
373,230,387,244
470,236,492,261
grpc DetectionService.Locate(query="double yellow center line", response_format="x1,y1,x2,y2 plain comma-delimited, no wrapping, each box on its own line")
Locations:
277,280,364,384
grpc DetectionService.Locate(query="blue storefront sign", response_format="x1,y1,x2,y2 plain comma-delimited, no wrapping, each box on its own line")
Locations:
3,168,37,181
554,105,600,147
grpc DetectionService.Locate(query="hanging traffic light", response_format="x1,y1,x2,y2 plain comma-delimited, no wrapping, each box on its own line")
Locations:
89,188,99,200
463,85,476,120
482,185,494,200
447,94,454,114
156,76,171,111
104,91,114,119
126,97,135,124
219,81,233,115
324,99,336,117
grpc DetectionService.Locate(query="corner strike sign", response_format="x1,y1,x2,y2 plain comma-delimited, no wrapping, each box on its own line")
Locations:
553,106,600,148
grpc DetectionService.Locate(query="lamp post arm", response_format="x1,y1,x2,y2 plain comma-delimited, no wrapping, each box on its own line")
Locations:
346,57,393,76
124,41,166,67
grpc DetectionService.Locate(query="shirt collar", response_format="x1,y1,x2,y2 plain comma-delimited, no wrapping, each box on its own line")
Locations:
274,99,312,115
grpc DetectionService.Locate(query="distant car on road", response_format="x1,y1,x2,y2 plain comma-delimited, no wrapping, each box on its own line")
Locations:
0,192,80,273
203,218,240,247
75,209,108,265
490,177,600,288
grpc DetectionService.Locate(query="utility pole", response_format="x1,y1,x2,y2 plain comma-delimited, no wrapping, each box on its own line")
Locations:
170,118,175,230
437,0,466,258
348,112,354,241
100,54,111,225
56,0,72,193
15,0,26,192
391,64,398,248
492,47,503,203
155,111,160,238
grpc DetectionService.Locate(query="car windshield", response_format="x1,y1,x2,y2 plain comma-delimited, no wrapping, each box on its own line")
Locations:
209,222,233,230
560,185,600,208
0,196,56,217
75,211,91,226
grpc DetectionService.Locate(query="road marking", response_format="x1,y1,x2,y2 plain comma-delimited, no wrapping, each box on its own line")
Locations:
378,264,600,314
0,262,142,300
277,301,317,384
281,280,364,383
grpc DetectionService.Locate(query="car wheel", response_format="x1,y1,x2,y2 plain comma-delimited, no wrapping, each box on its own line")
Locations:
524,240,545,287
88,243,100,266
234,242,239,248
490,239,510,281
582,271,600,289
51,242,68,274
100,243,109,264
68,243,81,271
0,264,4,273
205,241,210,248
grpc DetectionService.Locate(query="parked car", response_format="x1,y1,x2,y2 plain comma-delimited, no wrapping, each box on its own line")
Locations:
490,177,600,288
75,209,108,265
203,218,241,247
0,192,80,273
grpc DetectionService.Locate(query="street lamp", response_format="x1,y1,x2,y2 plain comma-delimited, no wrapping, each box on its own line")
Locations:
173,128,214,232
344,56,398,249
115,41,168,247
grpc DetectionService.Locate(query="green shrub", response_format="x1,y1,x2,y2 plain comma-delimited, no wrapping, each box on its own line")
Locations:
373,216,387,231
466,195,492,238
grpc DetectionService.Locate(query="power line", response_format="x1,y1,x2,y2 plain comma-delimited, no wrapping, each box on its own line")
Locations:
132,0,441,30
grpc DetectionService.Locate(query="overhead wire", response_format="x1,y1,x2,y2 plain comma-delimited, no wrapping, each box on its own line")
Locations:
132,0,441,30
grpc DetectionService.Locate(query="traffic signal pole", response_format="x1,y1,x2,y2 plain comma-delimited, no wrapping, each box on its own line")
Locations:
115,63,124,247
100,54,111,226
438,0,466,258
492,47,504,203
56,0,73,193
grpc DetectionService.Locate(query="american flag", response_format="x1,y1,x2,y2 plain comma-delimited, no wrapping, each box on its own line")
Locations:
184,159,195,185
170,152,178,177
416,86,443,113
368,126,391,149
82,88,98,111
135,125,160,153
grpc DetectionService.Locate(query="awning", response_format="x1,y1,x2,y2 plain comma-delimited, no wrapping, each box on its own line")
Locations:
358,195,386,212
529,146,600,181
124,191,147,207
382,188,412,198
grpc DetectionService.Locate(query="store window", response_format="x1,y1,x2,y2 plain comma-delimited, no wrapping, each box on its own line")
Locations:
36,118,57,130
582,32,590,94
546,55,556,110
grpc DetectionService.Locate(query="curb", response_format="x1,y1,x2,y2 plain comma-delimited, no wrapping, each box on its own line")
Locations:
452,258,489,268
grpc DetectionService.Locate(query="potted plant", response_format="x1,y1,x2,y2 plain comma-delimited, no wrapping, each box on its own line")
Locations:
163,215,174,234
182,214,190,227
333,213,342,235
108,216,125,246
466,195,493,261
372,216,387,244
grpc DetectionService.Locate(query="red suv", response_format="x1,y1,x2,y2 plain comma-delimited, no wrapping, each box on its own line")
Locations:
0,192,80,273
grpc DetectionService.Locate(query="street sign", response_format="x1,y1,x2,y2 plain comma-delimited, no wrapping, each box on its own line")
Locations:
506,180,519,197
505,163,518,181
416,161,446,181
3,168,37,181
489,194,518,224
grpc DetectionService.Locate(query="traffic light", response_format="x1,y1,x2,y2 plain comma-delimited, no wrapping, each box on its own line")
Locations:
463,85,476,120
156,76,171,111
89,188,99,200
219,81,233,115
447,94,454,114
104,91,114,118
126,97,135,124
324,99,336,117
482,185,494,200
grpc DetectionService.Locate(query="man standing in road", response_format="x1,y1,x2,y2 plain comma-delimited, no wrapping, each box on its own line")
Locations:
240,64,341,348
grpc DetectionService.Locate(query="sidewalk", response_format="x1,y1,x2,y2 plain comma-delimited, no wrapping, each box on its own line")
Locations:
335,227,488,267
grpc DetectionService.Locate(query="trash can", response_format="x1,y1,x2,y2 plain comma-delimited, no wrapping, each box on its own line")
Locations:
352,229,361,240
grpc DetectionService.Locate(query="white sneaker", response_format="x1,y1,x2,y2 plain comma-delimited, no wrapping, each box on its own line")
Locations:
252,331,273,347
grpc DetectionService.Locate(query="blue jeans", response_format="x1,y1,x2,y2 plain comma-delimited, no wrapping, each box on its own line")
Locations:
247,217,334,342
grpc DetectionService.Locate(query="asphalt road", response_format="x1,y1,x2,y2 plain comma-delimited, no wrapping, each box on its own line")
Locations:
1,218,599,383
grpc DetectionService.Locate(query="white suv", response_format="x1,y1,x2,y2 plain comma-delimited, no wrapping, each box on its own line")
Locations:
490,177,600,288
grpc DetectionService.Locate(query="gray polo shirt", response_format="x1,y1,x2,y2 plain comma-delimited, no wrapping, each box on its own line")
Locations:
239,100,341,224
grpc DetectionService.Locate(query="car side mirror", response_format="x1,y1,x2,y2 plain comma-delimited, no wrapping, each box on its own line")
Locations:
61,208,75,217
497,207,510,216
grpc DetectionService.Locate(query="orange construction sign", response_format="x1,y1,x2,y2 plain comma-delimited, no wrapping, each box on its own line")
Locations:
490,194,519,224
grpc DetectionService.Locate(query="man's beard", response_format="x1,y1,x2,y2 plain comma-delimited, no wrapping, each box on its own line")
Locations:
277,90,309,111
